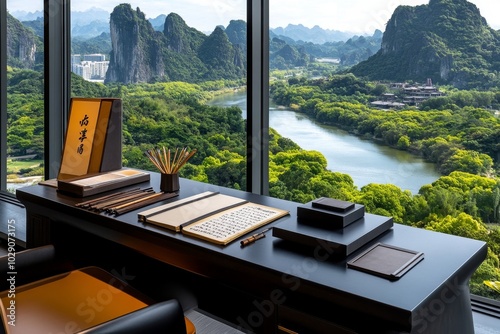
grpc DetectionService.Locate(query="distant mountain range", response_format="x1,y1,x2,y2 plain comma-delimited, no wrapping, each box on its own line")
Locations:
9,6,382,82
12,8,111,39
10,0,500,89
103,5,382,83
10,8,366,42
272,24,358,44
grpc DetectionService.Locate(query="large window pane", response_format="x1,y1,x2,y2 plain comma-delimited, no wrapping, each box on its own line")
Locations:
269,0,500,300
4,1,44,194
70,1,248,190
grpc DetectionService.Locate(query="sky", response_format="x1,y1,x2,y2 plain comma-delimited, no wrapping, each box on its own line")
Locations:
7,0,500,34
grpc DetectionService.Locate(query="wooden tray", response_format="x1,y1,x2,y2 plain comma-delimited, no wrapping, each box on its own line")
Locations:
347,243,424,280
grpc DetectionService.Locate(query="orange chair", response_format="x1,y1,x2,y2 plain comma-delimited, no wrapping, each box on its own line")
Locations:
0,246,195,334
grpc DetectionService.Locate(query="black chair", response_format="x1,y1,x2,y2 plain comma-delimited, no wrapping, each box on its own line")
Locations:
0,245,195,334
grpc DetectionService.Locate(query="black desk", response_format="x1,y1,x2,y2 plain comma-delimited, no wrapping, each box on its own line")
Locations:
16,173,487,333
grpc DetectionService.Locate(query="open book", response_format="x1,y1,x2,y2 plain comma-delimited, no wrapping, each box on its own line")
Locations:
138,191,289,245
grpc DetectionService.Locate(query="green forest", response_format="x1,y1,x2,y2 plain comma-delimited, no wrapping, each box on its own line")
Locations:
6,67,500,298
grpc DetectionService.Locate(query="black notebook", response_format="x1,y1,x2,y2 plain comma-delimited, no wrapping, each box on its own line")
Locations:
347,243,424,280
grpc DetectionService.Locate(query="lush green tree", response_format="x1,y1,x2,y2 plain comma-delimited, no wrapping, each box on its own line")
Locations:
355,183,413,224
425,212,489,240
419,171,498,223
470,247,500,298
403,194,430,225
419,185,462,217
7,116,38,155
397,135,411,149
440,149,493,175
201,150,245,189
371,84,388,96
322,73,372,96
419,96,457,111
308,171,358,202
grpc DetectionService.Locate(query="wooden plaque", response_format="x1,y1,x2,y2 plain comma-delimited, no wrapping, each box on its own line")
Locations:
58,97,122,180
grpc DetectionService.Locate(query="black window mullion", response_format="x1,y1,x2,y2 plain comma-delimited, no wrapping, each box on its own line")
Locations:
1,0,7,192
247,0,270,195
44,0,71,180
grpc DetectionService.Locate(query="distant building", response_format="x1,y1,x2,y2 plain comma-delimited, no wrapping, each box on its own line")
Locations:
71,54,82,65
370,92,405,110
72,62,91,80
390,82,406,89
83,54,106,62
71,53,109,82
370,100,406,109
402,80,444,106
371,79,445,109
315,57,341,64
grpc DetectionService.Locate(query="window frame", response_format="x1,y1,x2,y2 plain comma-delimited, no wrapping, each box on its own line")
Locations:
247,0,270,195
0,0,68,194
43,0,71,181
1,0,7,193
1,0,269,193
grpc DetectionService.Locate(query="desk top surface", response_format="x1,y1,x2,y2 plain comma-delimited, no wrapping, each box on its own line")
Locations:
16,173,488,329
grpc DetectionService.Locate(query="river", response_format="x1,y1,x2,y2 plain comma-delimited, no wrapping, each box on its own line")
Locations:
208,91,441,194
8,92,440,194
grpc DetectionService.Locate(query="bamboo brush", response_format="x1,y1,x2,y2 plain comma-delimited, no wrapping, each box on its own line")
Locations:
145,146,197,174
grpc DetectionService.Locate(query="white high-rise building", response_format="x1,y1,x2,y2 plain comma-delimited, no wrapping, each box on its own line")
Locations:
83,54,106,62
71,54,82,65
70,54,109,82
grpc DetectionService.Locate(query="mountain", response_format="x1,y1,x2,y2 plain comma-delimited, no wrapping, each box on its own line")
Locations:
21,17,43,38
338,33,383,65
10,8,109,39
11,9,360,44
271,24,357,43
8,5,382,83
71,8,110,38
106,4,243,84
72,32,112,55
270,42,309,69
149,14,167,31
71,20,110,39
163,12,206,54
106,5,168,83
350,0,500,89
198,26,245,79
6,12,41,69
9,10,43,21
225,20,247,51
269,29,382,68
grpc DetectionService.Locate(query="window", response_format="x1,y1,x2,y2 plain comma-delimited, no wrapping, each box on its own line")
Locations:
2,0,500,303
69,1,256,192
267,0,500,302
1,0,44,195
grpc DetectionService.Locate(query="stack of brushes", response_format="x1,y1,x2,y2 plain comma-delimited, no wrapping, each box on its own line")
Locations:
75,187,177,216
144,147,197,174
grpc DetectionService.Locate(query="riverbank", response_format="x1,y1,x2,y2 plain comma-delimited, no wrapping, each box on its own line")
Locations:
7,176,43,190
209,90,441,194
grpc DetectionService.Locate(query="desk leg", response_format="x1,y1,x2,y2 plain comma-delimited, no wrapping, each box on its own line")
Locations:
26,213,52,248
411,279,474,334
